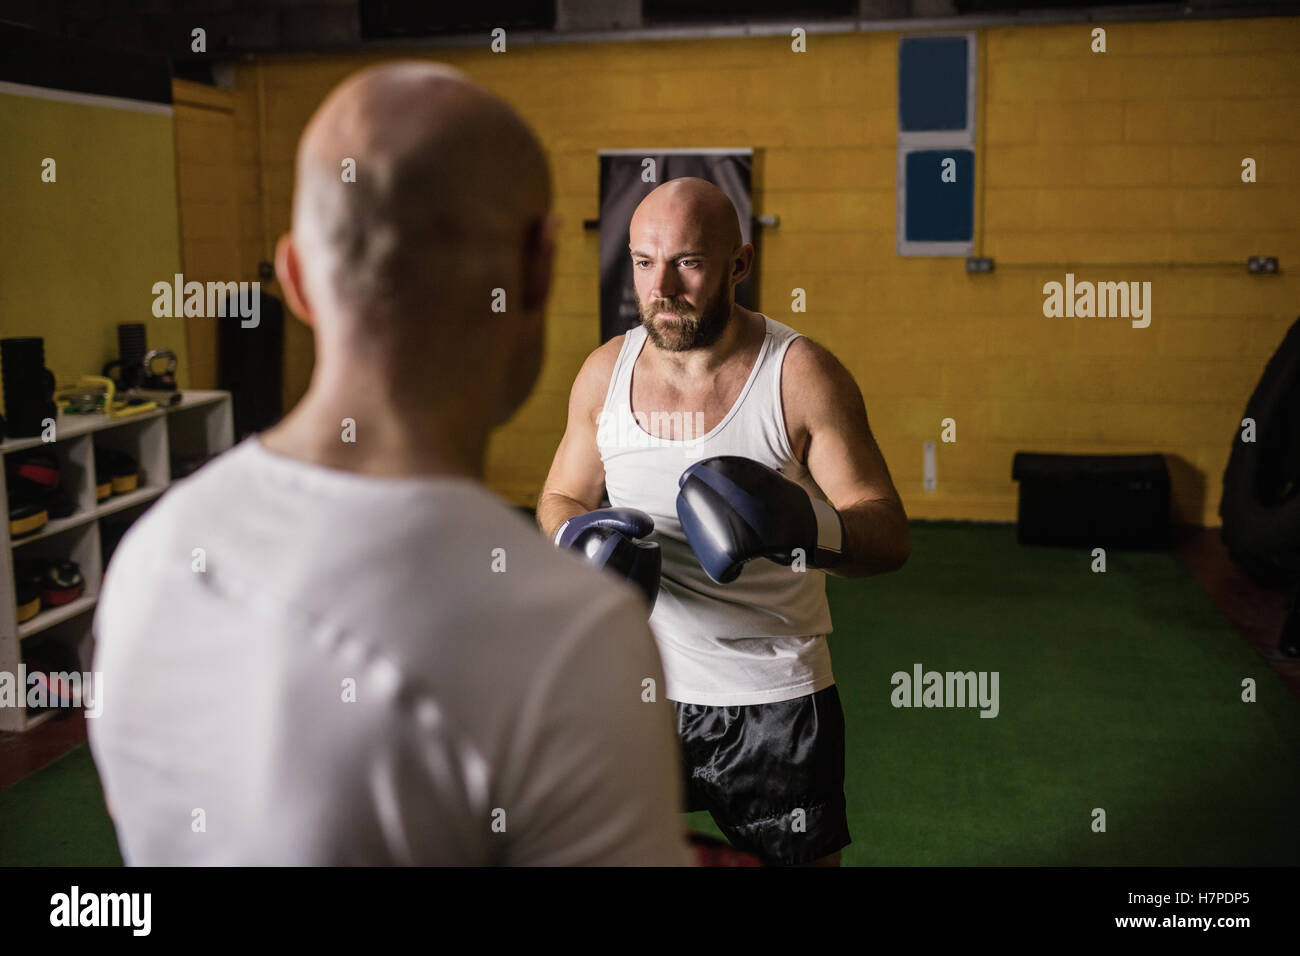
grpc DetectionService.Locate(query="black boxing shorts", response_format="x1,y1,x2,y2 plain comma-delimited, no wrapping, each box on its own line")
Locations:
673,684,851,866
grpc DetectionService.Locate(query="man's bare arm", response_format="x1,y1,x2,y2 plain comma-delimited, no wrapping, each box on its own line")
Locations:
783,338,911,577
536,338,622,540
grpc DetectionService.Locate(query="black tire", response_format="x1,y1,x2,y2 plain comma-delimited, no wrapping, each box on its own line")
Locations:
1220,315,1300,587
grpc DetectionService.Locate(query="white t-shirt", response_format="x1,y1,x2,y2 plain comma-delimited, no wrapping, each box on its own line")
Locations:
88,437,692,866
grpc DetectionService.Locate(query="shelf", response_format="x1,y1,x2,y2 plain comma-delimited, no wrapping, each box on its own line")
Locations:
22,709,60,730
1,408,163,454
17,592,99,640
92,484,166,520
9,511,92,548
0,389,231,455
10,485,166,551
168,390,230,411
1,389,233,733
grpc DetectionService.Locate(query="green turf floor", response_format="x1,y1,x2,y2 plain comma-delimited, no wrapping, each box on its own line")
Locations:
4,522,1299,865
0,744,121,866
693,522,1300,864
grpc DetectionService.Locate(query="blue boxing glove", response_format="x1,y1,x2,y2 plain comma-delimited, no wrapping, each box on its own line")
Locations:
554,507,662,611
676,456,844,584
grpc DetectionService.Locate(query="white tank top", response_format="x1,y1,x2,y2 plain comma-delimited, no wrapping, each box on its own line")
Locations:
597,314,835,706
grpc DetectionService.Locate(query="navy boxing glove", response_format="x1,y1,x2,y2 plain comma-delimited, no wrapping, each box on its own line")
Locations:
554,507,662,611
676,456,844,584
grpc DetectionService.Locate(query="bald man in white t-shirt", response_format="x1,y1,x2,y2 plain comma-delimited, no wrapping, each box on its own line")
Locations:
88,62,691,866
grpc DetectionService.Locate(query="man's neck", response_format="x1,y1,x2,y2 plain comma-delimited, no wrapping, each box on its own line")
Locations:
259,384,489,480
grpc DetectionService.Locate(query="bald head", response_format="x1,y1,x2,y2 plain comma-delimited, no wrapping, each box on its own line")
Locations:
631,177,742,256
288,61,551,328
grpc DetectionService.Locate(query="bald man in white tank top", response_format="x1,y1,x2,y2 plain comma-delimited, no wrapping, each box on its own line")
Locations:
539,177,911,866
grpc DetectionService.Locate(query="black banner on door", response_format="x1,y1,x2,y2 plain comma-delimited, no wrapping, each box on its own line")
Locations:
598,149,753,344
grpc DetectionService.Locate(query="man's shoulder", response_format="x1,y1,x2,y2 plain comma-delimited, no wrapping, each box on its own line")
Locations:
386,502,653,697
780,332,857,399
580,333,627,387
462,504,645,610
393,490,645,623
156,437,259,504
568,333,631,423
110,442,255,552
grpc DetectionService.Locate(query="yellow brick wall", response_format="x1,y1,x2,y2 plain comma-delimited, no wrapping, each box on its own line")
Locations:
173,79,241,391
0,87,190,409
222,16,1300,524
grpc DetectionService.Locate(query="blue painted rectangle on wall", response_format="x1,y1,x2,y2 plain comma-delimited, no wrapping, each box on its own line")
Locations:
905,149,974,242
899,36,969,132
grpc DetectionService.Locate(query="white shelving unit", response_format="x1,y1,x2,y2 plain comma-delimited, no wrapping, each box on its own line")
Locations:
1,390,233,732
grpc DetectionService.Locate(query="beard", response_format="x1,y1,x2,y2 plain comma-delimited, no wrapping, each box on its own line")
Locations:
639,281,731,352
